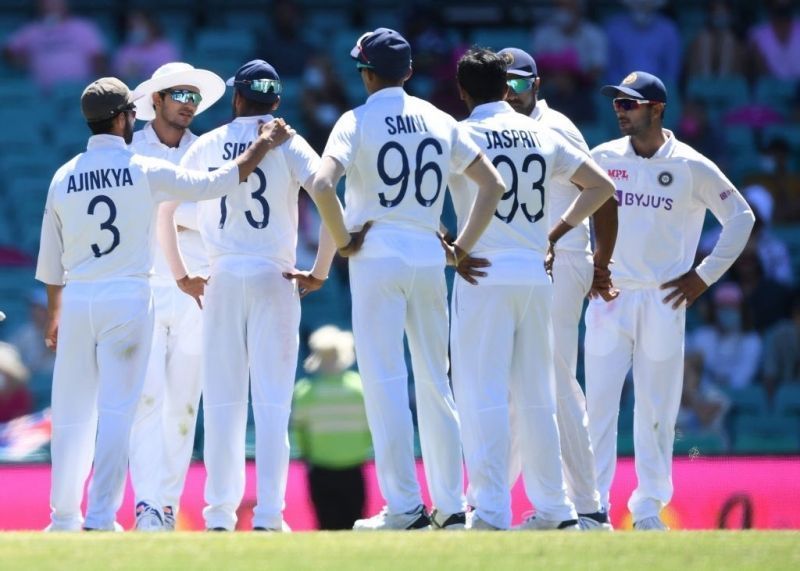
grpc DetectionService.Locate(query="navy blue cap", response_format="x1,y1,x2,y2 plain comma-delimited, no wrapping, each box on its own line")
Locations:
497,47,538,78
350,28,412,81
226,59,282,104
601,71,667,103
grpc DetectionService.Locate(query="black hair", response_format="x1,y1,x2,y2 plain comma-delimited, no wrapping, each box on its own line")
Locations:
238,93,278,117
87,116,117,135
457,47,507,105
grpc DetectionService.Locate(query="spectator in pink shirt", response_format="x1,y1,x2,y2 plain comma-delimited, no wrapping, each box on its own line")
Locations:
113,11,179,85
2,0,107,92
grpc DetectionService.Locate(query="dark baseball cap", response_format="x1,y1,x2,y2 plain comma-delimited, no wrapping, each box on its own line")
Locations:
601,71,667,103
81,77,138,122
226,59,282,104
350,28,412,81
497,47,538,78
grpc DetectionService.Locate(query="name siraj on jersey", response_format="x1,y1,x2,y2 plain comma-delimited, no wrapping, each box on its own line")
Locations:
385,114,429,135
483,129,542,150
67,168,133,193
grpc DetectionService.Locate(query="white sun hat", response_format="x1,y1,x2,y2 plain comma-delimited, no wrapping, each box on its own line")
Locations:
303,325,356,374
132,62,226,121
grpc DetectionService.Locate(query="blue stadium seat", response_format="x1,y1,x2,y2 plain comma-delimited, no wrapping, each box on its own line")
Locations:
754,77,796,116
470,28,530,52
673,431,727,455
193,28,256,61
727,385,769,416
733,414,800,454
762,124,800,152
686,75,750,120
775,383,800,418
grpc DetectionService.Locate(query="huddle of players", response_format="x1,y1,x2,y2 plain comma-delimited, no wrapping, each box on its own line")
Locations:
37,25,754,532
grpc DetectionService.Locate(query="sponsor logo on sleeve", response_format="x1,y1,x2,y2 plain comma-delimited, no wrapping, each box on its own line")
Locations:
719,189,734,201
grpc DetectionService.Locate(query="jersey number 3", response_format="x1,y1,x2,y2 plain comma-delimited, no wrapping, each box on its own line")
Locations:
217,167,270,230
87,194,120,257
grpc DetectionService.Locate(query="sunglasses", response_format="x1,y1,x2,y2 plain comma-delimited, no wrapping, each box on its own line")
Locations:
234,79,282,95
612,98,652,111
161,89,203,106
506,78,535,94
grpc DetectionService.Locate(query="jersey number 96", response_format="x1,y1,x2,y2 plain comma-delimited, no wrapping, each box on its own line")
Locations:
376,137,444,208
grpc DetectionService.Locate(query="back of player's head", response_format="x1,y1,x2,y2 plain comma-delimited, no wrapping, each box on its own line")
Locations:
350,28,412,81
457,48,508,105
227,59,282,105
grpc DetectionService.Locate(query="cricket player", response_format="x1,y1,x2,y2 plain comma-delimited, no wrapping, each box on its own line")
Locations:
162,59,323,532
586,71,754,530
127,62,226,531
307,28,506,531
499,46,617,530
36,76,292,531
448,48,616,531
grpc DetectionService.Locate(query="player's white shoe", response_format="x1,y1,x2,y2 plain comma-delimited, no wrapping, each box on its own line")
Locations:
430,508,466,530
514,515,580,531
162,505,176,531
135,501,164,532
578,510,613,531
353,505,431,531
633,516,668,531
465,511,501,531
253,521,292,532
82,522,125,532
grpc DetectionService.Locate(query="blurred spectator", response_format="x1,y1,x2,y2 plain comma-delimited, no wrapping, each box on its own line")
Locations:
113,11,179,85
743,138,800,224
604,0,681,86
538,64,597,123
683,0,746,79
300,54,350,153
9,289,55,377
748,0,800,80
257,0,312,77
688,282,762,392
678,352,731,449
291,326,371,530
2,0,107,92
0,342,32,423
677,99,725,166
730,245,793,333
762,294,800,395
531,0,608,84
745,188,794,287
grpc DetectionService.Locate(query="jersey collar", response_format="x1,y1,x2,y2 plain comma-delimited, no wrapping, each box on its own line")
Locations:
624,128,676,158
142,122,195,149
529,98,550,121
469,100,514,120
87,134,128,151
366,86,406,103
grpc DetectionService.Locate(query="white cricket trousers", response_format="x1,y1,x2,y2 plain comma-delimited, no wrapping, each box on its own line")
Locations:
201,267,299,530
550,250,602,514
49,279,153,531
129,283,203,514
349,257,464,516
452,278,575,529
584,288,685,521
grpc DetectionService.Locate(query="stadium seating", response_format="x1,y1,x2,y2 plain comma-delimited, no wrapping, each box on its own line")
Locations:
686,75,749,121
673,431,727,455
733,414,800,454
775,383,800,419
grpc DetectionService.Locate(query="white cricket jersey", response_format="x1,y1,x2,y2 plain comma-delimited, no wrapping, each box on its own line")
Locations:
448,101,586,285
35,135,240,285
323,86,480,266
180,115,320,274
591,130,754,289
530,99,591,253
130,123,208,284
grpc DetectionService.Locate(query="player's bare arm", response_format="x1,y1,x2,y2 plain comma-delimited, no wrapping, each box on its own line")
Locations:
43,284,64,351
283,200,336,298
157,201,208,308
233,118,295,182
454,152,505,254
660,270,709,309
589,197,619,302
436,230,490,286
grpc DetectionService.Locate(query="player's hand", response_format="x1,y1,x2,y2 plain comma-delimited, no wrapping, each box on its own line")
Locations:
437,232,490,285
338,221,373,257
660,269,708,309
588,264,619,302
258,118,295,148
283,270,325,298
44,316,58,352
176,274,209,309
544,240,556,280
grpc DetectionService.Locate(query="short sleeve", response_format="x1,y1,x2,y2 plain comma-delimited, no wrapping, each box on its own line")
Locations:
449,122,481,175
284,134,321,187
322,110,358,169
550,129,588,183
35,183,65,285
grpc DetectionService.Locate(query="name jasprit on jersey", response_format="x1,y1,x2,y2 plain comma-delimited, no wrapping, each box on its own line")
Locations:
483,129,542,150
385,114,429,135
67,168,133,193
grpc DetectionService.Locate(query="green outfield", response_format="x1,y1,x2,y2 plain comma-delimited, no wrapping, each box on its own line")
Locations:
1,531,798,570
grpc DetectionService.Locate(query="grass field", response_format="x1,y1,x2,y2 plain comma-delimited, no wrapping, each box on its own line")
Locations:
1,531,799,570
